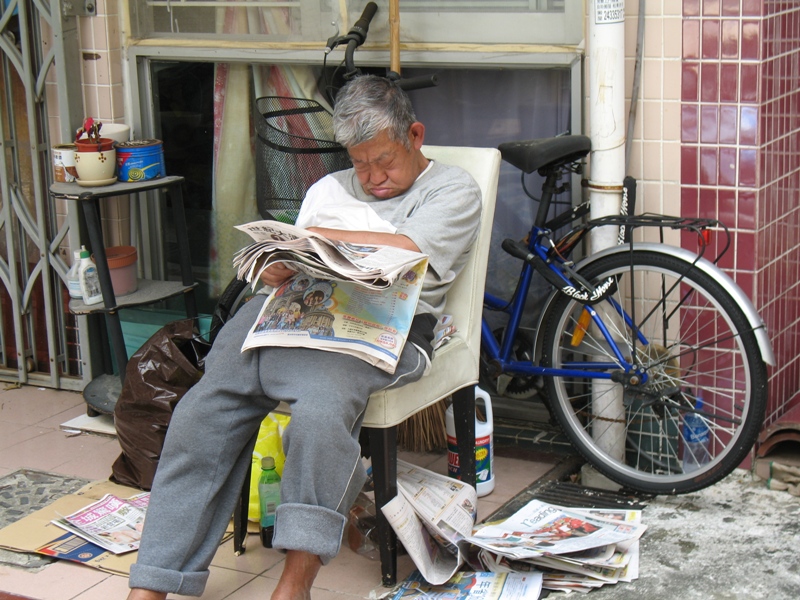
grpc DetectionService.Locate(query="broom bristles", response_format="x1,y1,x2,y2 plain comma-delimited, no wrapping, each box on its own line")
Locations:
397,398,448,453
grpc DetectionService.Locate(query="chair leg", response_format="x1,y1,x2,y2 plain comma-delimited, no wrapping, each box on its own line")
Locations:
452,385,476,491
234,459,252,555
367,425,398,587
233,429,264,555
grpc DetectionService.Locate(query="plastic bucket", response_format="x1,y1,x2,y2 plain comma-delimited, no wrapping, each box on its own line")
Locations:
117,139,166,182
105,246,138,296
446,386,495,497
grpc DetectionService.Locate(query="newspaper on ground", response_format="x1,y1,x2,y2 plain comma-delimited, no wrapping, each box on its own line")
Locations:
50,493,150,555
475,506,643,594
233,220,428,290
390,569,542,600
380,460,478,584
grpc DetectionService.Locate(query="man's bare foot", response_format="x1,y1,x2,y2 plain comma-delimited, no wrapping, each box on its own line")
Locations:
126,589,167,600
271,550,322,600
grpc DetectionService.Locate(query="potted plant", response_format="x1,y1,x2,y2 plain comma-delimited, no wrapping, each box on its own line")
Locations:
73,117,117,184
75,118,115,152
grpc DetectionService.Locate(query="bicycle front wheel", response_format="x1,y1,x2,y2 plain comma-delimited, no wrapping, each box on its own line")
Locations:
540,250,767,494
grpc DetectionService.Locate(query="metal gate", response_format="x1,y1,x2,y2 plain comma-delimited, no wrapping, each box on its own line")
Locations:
0,0,93,390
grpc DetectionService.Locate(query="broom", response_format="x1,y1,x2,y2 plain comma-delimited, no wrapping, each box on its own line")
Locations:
397,398,449,453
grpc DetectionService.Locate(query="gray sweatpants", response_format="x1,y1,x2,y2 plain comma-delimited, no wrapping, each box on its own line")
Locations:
128,296,427,596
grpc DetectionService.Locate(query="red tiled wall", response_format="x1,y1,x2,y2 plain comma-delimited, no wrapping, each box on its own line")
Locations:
681,0,800,427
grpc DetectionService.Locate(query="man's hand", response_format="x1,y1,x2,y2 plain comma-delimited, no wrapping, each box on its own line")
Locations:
259,262,296,288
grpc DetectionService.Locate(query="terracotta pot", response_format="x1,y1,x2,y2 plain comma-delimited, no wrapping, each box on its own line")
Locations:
75,137,116,152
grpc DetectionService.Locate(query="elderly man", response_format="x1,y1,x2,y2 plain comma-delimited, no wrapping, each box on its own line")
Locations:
127,74,481,600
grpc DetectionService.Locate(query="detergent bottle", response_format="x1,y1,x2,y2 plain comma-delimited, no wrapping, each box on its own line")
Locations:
445,386,495,497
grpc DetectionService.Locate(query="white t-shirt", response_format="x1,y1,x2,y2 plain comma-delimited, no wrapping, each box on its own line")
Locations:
295,159,482,318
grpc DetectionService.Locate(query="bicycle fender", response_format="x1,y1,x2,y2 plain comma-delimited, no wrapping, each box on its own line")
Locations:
533,243,775,366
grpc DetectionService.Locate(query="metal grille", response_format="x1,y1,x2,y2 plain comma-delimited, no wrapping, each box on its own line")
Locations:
254,96,351,224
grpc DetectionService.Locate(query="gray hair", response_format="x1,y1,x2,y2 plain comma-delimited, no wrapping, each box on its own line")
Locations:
332,75,416,149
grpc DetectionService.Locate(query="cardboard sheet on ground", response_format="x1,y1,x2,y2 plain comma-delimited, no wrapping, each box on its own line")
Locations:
0,479,233,576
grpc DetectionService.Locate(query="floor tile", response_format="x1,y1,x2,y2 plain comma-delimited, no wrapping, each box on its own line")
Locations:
169,566,256,600
0,429,115,472
0,388,84,426
69,573,131,599
0,421,48,452
0,561,110,600
49,437,121,481
209,538,284,575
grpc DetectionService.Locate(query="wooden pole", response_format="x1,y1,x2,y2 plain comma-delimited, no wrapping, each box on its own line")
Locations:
389,0,401,75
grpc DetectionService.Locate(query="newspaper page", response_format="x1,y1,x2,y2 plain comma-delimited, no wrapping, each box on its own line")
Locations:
380,460,478,584
467,500,645,560
50,493,150,555
240,258,427,374
233,220,427,290
390,570,543,600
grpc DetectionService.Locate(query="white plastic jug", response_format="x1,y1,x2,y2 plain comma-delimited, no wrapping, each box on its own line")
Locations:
445,386,495,497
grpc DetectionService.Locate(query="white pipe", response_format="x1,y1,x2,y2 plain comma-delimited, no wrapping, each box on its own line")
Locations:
587,0,626,254
587,1,627,463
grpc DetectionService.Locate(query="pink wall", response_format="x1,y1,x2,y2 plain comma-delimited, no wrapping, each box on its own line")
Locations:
680,0,800,428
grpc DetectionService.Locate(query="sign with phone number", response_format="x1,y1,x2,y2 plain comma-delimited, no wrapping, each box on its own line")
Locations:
595,0,625,24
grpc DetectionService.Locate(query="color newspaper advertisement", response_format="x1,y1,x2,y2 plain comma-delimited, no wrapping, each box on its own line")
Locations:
50,492,150,555
235,220,429,374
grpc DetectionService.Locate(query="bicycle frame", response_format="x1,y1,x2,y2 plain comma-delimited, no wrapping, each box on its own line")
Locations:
481,225,638,384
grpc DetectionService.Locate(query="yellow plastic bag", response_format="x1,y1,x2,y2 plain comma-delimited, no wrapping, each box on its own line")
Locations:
248,414,291,521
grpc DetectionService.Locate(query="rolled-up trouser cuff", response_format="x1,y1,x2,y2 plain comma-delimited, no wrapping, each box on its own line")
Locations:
128,563,209,596
271,502,346,565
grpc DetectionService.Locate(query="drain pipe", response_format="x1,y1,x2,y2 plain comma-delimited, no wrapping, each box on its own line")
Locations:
585,1,628,482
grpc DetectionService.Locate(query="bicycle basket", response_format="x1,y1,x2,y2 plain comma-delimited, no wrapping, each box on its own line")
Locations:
254,96,352,224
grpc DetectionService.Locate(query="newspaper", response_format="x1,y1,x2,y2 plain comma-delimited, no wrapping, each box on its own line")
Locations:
475,506,644,594
240,260,427,374
466,500,646,560
50,493,150,555
391,570,542,600
380,460,478,584
233,220,428,290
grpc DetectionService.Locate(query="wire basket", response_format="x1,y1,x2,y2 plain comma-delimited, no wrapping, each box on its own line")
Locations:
254,96,352,223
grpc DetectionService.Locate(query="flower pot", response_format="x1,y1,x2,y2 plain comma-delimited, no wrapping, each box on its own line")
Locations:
75,137,116,152
74,148,117,184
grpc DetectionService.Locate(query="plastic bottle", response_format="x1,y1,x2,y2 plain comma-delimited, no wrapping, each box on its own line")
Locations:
682,394,710,473
258,456,281,548
78,247,103,305
66,250,83,299
445,386,495,497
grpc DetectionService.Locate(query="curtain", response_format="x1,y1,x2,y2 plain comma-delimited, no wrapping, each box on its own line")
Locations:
210,4,337,296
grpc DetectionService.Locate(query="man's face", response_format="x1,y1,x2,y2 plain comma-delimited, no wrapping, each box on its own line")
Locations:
348,123,426,200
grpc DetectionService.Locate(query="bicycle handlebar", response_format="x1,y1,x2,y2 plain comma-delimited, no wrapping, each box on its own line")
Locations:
349,1,378,46
330,1,437,91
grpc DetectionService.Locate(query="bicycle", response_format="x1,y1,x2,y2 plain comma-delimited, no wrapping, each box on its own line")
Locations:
480,135,774,495
211,2,775,496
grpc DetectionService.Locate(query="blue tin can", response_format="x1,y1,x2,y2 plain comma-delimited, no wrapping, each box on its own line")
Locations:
116,139,166,182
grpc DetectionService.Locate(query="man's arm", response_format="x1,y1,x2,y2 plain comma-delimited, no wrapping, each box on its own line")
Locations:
258,227,420,287
306,227,421,253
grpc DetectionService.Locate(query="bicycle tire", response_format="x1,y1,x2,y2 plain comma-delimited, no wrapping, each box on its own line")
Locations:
540,250,767,494
208,277,258,344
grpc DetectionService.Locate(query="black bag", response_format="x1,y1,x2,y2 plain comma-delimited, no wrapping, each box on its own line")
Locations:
111,319,211,490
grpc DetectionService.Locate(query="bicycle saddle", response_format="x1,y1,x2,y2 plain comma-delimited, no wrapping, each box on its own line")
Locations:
498,135,591,174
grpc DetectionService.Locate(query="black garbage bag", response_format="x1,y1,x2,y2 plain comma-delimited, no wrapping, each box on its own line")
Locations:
111,319,211,490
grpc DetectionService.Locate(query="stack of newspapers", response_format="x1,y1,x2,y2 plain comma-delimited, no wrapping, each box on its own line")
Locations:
382,461,646,595
233,220,427,290
470,501,645,594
